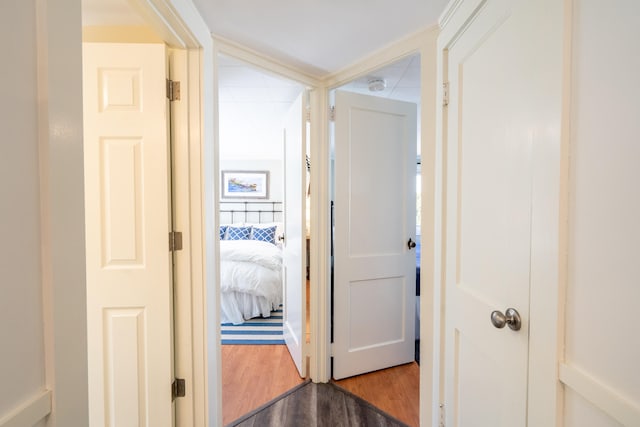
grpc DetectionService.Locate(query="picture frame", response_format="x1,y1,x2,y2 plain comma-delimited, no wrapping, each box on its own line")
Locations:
221,170,269,199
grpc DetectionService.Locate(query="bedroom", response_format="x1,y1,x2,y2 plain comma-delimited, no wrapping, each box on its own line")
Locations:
216,53,310,421
218,50,424,424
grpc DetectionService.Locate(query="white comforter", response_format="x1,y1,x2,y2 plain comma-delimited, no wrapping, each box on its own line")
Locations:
219,240,283,324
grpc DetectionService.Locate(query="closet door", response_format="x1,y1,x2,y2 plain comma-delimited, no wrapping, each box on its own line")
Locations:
439,0,562,424
83,42,174,426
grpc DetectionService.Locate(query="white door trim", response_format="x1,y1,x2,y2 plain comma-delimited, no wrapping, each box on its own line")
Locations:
37,1,88,425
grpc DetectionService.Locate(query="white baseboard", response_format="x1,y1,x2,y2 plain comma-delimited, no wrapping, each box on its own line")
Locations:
0,390,51,427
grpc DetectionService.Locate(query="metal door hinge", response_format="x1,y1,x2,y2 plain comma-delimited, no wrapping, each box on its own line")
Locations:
439,403,445,427
172,378,186,401
329,105,335,122
166,79,181,101
442,82,450,107
306,108,311,123
169,231,183,251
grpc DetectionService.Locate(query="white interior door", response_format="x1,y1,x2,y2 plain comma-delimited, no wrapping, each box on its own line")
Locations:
282,91,307,377
441,0,540,424
83,43,174,426
333,90,416,380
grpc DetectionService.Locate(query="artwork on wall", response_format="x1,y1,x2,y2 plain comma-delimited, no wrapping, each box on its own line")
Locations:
221,170,269,199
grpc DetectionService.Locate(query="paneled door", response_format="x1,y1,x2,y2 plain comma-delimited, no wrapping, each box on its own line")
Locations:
333,91,417,380
83,43,174,426
440,0,552,424
282,91,307,377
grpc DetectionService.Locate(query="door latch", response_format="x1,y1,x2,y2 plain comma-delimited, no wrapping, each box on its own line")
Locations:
407,238,417,250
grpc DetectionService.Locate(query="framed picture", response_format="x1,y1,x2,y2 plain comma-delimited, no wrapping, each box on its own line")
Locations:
221,170,269,199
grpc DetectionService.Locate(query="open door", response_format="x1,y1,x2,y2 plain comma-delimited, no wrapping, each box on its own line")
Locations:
83,43,175,426
333,90,417,379
282,91,307,377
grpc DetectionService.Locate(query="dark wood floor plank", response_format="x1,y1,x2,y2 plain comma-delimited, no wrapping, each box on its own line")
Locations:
232,382,408,427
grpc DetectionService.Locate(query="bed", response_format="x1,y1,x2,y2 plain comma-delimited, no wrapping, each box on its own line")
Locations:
219,202,284,325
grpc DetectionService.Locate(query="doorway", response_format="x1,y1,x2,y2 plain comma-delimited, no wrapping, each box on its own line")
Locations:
329,54,422,426
216,53,310,423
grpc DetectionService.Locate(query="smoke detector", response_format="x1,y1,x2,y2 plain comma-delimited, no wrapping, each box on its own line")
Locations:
367,78,386,92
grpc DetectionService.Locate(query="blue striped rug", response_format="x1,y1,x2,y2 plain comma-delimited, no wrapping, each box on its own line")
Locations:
221,308,284,345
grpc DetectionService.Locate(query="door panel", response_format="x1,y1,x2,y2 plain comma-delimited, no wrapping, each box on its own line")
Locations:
282,92,307,377
442,0,536,424
333,91,417,380
83,43,174,427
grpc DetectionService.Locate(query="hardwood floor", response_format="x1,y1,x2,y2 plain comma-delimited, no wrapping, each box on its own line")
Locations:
333,362,420,427
221,345,305,425
222,344,419,426
222,282,419,426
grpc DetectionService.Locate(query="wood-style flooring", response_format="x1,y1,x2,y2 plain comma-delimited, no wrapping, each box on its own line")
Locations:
333,362,420,427
221,345,305,425
230,381,408,427
222,345,419,426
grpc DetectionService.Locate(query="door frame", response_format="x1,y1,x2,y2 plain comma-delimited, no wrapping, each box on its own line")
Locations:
128,2,216,424
322,26,440,423
212,34,322,380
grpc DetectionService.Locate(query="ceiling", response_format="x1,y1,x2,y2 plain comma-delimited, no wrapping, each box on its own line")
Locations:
81,0,439,104
82,0,147,26
338,54,421,104
219,53,421,105
191,0,447,77
82,0,447,77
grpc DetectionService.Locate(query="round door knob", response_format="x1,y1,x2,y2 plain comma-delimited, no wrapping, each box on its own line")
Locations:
407,238,417,249
490,307,522,331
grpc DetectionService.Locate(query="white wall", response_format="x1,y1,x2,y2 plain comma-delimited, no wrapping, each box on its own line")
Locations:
219,92,289,224
219,102,290,160
1,0,46,416
0,1,88,426
563,1,640,425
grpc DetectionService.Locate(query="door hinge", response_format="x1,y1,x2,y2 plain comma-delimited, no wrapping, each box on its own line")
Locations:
329,105,335,122
306,108,311,124
169,231,183,251
166,79,181,101
439,403,445,427
442,82,450,107
172,378,186,401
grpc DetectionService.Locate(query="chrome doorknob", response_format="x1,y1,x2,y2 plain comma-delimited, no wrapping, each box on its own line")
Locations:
490,308,522,331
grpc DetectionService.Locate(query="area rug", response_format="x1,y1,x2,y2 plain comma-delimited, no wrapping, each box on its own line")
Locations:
221,308,284,345
226,381,409,427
